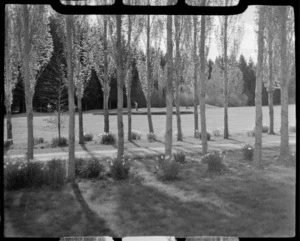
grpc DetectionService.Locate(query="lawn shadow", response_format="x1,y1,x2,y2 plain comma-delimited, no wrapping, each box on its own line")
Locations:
80,144,99,161
129,140,141,147
71,182,114,236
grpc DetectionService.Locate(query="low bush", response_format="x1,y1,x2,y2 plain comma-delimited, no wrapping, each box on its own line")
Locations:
156,155,182,180
51,137,68,147
75,158,105,179
147,132,156,142
108,156,132,180
289,125,296,133
173,151,186,164
4,158,65,190
83,133,93,142
247,130,255,137
4,140,12,148
194,130,211,141
202,151,225,173
99,132,116,145
211,128,222,137
34,137,44,145
131,130,142,140
242,144,254,161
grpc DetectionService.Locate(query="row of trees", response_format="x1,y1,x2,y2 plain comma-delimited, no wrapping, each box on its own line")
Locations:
4,1,295,181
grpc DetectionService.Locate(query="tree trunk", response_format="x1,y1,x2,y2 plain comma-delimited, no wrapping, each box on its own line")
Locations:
193,15,199,136
103,15,110,133
268,91,275,134
6,104,13,143
254,6,265,169
23,5,34,160
223,13,229,139
175,15,182,141
58,111,61,141
127,75,132,141
66,14,75,182
147,14,154,134
78,95,84,144
199,8,208,154
165,13,173,158
279,6,289,162
116,15,124,160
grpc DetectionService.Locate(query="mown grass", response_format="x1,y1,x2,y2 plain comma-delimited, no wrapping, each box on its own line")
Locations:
4,148,295,237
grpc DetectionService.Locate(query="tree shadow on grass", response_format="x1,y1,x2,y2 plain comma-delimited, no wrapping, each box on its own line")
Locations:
71,182,115,236
129,140,141,147
80,144,99,161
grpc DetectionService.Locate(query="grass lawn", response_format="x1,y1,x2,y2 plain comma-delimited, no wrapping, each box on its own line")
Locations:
4,146,295,237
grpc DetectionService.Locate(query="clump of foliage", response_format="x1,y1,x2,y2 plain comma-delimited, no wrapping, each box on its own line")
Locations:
99,132,116,145
147,132,156,142
211,128,223,137
83,132,93,142
289,125,296,133
156,155,182,180
4,140,12,149
75,158,105,179
202,151,225,173
173,151,186,164
195,130,211,141
108,156,133,180
131,130,142,140
34,137,44,145
4,158,65,190
247,130,255,137
242,144,254,161
253,124,269,133
51,137,68,147
286,153,296,167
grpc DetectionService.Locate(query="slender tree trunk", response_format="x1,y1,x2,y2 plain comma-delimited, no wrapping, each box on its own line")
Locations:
58,111,61,141
147,14,154,134
66,14,75,182
165,13,173,158
175,15,182,141
78,95,84,144
116,15,124,160
279,6,289,162
199,8,208,154
268,91,274,134
267,26,275,134
127,74,132,141
193,15,199,136
254,6,265,169
103,15,110,133
23,5,34,160
5,7,13,144
223,14,229,139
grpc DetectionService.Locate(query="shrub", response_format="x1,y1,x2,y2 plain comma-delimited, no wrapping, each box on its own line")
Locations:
51,137,68,147
253,124,269,133
4,140,12,148
147,132,156,142
99,132,116,145
195,130,211,141
131,130,142,140
202,151,225,173
34,137,44,145
4,158,65,190
156,155,182,180
173,151,186,164
75,158,105,179
83,133,93,142
108,156,132,180
242,144,254,161
247,130,255,137
286,153,296,167
289,125,296,133
211,128,222,137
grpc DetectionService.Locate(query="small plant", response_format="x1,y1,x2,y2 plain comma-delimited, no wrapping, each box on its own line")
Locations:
34,137,44,145
156,155,182,180
194,130,211,141
44,159,66,187
51,137,68,147
131,130,142,140
173,151,186,164
108,156,132,180
83,132,93,142
202,151,225,173
75,158,105,179
242,144,254,161
4,140,12,148
211,128,222,137
247,130,255,137
289,125,296,133
147,132,156,142
99,132,116,145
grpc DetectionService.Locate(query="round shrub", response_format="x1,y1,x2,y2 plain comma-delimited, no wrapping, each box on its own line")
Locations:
242,144,254,161
173,151,186,164
131,130,142,140
108,157,132,180
202,151,225,173
156,155,182,180
83,133,93,142
147,132,156,142
75,158,105,179
51,137,68,147
34,137,44,145
99,132,116,145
